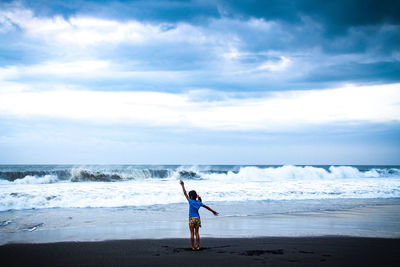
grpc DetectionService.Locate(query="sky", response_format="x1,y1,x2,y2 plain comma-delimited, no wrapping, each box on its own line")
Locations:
0,0,399,165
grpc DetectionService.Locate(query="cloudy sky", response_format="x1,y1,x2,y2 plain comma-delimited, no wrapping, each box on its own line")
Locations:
0,0,399,164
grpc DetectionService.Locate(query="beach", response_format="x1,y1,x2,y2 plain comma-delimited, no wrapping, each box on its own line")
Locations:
1,200,400,244
1,165,400,265
1,201,400,266
2,237,400,267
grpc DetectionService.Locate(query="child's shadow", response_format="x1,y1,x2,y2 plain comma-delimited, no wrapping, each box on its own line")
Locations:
172,245,230,253
173,247,206,252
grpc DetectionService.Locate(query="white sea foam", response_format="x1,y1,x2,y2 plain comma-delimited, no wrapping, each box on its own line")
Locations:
204,165,386,181
0,175,59,185
15,175,59,184
0,165,399,211
0,176,399,211
0,165,398,185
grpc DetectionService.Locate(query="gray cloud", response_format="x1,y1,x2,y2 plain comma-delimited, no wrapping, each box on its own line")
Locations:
0,1,399,164
6,0,399,29
222,0,400,33
0,0,399,92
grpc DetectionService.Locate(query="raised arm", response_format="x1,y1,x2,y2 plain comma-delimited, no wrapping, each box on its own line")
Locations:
203,204,218,216
179,180,189,200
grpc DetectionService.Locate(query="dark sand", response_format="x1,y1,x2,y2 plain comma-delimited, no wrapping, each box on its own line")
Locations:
1,237,399,267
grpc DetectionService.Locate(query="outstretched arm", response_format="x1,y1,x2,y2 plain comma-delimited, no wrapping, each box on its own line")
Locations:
203,204,218,216
179,180,189,200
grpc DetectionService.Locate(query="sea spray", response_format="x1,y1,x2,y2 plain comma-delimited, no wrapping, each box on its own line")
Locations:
0,165,399,211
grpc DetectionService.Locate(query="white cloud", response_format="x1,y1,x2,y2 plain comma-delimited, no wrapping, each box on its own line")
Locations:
0,83,399,130
0,60,110,78
57,17,158,45
0,7,215,47
0,8,152,45
0,6,325,84
257,56,291,71
0,60,189,84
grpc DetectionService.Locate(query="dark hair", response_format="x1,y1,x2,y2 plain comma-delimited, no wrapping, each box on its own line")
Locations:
188,190,196,200
188,190,202,202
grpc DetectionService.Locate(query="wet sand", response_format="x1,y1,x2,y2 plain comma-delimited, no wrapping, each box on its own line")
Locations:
1,237,399,267
2,200,400,245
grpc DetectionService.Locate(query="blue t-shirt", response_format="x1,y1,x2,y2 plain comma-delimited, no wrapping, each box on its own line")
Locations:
188,198,204,218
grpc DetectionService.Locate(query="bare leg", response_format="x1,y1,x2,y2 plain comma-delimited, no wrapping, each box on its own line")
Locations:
189,224,195,250
194,226,200,250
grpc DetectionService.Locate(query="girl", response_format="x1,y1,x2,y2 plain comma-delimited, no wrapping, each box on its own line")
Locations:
179,180,218,251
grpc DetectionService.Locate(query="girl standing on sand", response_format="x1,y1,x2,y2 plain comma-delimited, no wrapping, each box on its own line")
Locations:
179,180,218,250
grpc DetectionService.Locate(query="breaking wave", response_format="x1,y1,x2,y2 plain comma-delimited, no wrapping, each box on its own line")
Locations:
1,165,399,211
0,165,399,184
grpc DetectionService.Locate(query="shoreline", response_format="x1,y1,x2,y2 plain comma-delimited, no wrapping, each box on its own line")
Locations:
2,199,400,245
1,237,399,266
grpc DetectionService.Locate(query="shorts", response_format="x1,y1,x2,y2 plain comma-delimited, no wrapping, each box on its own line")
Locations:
189,217,201,228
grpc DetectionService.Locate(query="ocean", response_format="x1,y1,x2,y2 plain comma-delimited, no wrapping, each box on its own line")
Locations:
1,165,400,244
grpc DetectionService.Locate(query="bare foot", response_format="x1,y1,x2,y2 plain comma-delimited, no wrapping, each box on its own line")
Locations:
192,247,196,251
196,247,200,250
